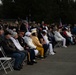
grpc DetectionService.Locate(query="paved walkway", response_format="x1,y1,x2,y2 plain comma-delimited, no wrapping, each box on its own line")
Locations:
1,45,76,75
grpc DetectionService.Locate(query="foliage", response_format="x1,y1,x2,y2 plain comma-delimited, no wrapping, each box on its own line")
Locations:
0,0,76,24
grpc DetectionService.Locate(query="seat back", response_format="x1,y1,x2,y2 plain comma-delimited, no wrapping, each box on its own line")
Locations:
0,46,15,66
0,46,6,57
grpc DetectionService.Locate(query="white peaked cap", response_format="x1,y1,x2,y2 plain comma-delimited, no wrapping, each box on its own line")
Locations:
43,30,47,33
25,32,31,36
31,28,37,33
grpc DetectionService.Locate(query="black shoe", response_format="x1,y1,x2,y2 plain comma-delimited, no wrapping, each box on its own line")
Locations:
44,55,47,58
27,62,34,65
53,51,56,53
40,57,44,60
18,65,23,69
13,67,21,71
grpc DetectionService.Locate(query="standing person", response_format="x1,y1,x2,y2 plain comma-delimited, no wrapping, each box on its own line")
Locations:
0,26,4,46
40,21,45,29
20,20,29,32
0,26,4,57
40,21,48,30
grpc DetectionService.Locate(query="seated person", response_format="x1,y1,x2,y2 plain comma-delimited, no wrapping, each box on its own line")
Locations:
54,28,67,48
31,28,45,58
18,30,37,65
62,27,74,45
41,30,55,55
23,32,44,58
1,31,27,70
47,26,56,48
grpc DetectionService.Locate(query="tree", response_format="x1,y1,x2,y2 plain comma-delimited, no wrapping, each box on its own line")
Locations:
0,0,76,23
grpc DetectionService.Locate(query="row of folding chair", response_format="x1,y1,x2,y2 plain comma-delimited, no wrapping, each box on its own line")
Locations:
0,46,14,74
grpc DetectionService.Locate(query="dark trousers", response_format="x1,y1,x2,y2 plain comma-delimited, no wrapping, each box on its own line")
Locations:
11,51,26,68
43,44,49,56
65,37,74,46
51,37,56,48
27,49,35,62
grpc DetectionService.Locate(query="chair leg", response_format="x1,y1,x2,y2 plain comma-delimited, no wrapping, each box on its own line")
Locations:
55,41,62,47
7,61,13,71
0,60,7,74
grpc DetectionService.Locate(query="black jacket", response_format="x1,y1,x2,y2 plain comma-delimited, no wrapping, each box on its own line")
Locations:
1,38,18,55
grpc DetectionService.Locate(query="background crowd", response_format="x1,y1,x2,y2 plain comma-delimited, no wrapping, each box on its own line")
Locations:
0,19,76,71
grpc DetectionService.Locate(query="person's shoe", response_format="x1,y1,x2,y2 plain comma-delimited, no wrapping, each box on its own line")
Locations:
72,42,75,45
62,46,67,48
49,52,55,55
32,61,37,64
27,62,34,65
13,67,21,71
53,51,56,53
44,55,47,58
40,57,44,60
18,65,23,69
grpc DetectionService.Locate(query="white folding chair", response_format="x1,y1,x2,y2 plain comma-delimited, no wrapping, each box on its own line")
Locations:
54,41,62,48
0,47,6,57
0,57,13,74
0,47,13,74
0,47,15,66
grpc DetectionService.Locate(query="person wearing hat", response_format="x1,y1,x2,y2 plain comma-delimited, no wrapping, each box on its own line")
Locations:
18,31,37,65
1,31,26,70
31,28,37,34
31,29,44,58
23,32,39,57
23,32,37,49
41,30,55,55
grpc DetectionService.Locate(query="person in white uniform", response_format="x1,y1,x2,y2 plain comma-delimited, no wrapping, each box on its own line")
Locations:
41,30,55,55
54,28,67,48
